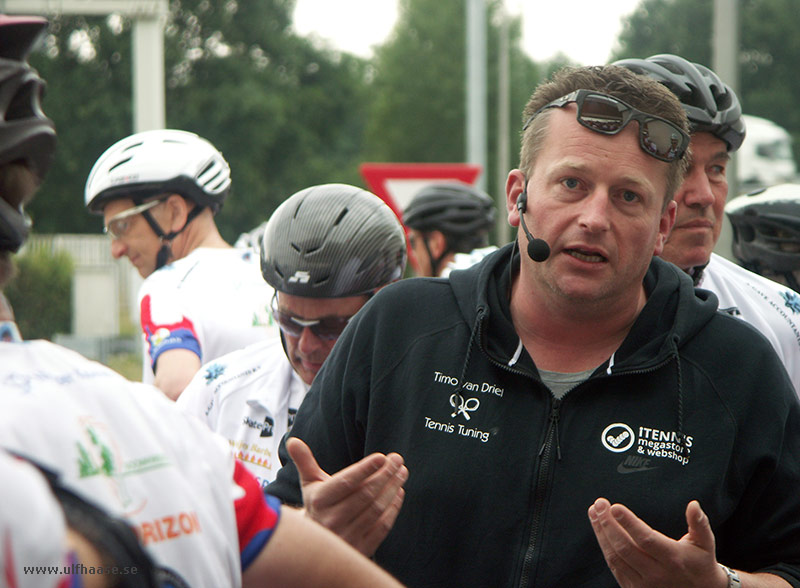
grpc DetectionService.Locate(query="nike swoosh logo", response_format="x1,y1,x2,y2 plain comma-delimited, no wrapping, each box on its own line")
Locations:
617,464,658,474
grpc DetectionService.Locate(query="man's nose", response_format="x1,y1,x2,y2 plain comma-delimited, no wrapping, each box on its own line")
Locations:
679,167,716,209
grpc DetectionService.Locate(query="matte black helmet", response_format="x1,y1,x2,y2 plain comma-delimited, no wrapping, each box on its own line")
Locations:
613,54,745,151
0,15,57,253
403,182,495,236
261,184,407,297
726,184,800,289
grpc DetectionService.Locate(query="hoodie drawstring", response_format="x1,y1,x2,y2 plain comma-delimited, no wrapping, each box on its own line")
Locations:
452,307,485,401
671,335,688,458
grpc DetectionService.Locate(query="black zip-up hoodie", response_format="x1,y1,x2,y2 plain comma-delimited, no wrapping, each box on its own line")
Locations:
269,243,800,588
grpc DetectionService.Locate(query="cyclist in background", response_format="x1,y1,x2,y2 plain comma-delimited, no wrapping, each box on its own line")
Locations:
84,130,278,399
403,182,496,277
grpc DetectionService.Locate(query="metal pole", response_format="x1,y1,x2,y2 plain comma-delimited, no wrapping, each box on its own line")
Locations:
712,0,739,261
132,15,166,131
4,0,168,133
495,8,510,244
466,0,488,191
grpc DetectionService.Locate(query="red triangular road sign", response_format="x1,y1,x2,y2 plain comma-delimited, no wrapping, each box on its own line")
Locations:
360,162,482,221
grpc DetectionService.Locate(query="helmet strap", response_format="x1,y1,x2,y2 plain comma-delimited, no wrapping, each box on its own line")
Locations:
421,234,451,277
155,241,173,271
783,271,800,293
139,203,204,271
687,262,708,286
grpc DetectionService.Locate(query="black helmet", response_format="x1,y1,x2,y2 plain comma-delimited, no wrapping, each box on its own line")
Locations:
0,15,57,253
726,184,800,289
613,54,745,152
261,184,407,297
403,182,495,237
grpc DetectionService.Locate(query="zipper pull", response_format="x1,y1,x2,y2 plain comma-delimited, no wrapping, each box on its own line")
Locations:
538,400,562,460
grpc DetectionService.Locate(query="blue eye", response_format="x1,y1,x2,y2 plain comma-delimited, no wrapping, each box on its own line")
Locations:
622,191,639,203
563,178,579,189
709,164,726,178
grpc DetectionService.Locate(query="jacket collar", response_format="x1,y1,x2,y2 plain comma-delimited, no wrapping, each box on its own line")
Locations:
447,243,719,375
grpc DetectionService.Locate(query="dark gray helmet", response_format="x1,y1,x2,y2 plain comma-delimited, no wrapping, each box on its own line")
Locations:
403,182,495,236
725,184,800,290
261,183,407,297
0,15,57,253
613,54,745,152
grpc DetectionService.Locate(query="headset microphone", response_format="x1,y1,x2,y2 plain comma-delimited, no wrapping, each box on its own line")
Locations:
516,192,550,262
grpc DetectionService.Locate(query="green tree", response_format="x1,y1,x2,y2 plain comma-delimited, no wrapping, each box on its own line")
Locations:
26,0,371,241
5,248,73,340
613,0,713,64
28,13,132,235
165,0,370,237
363,0,542,214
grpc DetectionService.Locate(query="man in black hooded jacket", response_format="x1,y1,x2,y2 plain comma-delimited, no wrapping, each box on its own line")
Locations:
268,64,800,588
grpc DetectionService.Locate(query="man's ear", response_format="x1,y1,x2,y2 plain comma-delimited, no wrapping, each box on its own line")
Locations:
426,230,448,259
163,194,191,232
654,199,677,256
506,170,526,228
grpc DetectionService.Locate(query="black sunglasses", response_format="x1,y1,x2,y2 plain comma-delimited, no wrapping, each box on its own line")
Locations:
270,294,352,341
523,89,689,163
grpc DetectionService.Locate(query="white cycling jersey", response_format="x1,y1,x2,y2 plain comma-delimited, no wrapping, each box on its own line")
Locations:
0,340,279,588
441,246,498,277
138,247,279,384
700,253,800,395
0,451,75,588
178,338,308,489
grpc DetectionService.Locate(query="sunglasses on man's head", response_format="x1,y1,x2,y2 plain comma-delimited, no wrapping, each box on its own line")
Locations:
103,199,164,239
523,89,689,163
270,294,352,341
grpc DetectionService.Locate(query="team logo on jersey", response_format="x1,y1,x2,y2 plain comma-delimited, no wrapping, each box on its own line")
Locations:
243,415,275,438
287,270,311,284
204,363,225,383
781,290,800,314
76,420,170,508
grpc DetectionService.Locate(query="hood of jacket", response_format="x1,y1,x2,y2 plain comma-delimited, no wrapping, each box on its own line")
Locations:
447,242,720,376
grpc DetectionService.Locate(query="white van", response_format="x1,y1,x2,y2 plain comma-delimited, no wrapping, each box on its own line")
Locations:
737,114,798,191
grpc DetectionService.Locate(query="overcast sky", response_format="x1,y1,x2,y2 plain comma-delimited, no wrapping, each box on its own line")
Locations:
292,0,642,65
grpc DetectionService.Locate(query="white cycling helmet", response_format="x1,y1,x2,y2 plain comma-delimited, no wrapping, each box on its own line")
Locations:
84,129,231,214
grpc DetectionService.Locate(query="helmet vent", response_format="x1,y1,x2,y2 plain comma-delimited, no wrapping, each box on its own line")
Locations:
333,208,348,225
198,161,224,190
198,161,215,178
108,156,133,173
121,141,144,154
6,79,36,121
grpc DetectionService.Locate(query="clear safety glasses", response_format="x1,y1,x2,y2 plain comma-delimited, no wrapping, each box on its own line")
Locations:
103,199,164,239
